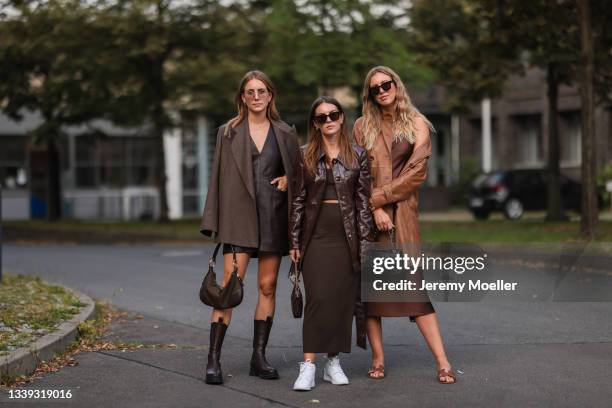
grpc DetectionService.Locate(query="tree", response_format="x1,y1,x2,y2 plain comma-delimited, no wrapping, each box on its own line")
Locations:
93,0,251,221
408,0,609,225
576,0,597,239
0,0,110,221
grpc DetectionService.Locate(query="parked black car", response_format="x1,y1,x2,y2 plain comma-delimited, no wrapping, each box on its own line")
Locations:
468,169,599,220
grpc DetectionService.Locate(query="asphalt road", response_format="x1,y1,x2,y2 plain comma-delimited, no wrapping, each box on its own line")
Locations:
1,243,612,407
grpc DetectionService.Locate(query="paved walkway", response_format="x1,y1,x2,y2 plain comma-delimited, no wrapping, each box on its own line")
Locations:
1,244,612,407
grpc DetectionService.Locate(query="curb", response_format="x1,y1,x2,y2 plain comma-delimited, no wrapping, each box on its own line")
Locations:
0,285,96,379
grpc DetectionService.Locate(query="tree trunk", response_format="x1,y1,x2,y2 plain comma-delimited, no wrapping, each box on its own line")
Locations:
152,60,169,223
46,137,62,222
577,0,598,239
545,63,567,221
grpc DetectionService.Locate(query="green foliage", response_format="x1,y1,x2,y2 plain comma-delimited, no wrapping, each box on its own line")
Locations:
408,0,612,111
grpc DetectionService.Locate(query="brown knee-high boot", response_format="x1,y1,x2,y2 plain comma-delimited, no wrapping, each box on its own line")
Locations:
205,317,228,384
249,316,279,379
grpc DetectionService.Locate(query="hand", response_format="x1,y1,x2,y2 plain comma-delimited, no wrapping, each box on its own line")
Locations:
289,249,301,263
271,175,288,192
373,208,394,231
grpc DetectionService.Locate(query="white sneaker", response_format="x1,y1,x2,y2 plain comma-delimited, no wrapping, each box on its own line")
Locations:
323,355,349,385
293,360,316,391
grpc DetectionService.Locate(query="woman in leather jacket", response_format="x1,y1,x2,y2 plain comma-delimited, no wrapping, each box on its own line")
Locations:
289,96,374,391
353,66,456,384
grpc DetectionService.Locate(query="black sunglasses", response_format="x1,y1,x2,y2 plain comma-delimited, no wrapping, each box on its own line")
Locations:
314,111,342,125
369,80,395,96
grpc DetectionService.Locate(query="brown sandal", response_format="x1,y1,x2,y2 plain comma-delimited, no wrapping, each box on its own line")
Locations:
437,368,457,384
368,365,385,379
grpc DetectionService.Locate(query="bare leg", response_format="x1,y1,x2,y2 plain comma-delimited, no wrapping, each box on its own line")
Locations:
366,316,385,378
303,352,316,362
414,313,455,383
210,252,251,325
254,254,281,320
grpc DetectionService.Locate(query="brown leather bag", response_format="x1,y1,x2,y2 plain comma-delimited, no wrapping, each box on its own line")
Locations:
199,244,243,309
288,260,303,318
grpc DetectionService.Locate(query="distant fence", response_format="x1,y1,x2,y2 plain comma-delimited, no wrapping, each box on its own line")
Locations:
64,187,160,220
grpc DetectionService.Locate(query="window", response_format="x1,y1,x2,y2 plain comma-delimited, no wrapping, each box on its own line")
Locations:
74,134,157,188
0,136,28,189
560,112,581,165
514,115,542,166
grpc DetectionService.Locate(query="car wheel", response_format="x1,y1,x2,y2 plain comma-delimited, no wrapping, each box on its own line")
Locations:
472,210,490,220
503,198,524,220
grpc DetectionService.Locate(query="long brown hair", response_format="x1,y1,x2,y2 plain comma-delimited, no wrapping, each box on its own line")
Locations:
224,70,281,136
304,96,356,175
360,66,433,150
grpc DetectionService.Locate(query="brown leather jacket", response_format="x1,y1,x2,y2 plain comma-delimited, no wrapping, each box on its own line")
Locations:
289,144,375,273
353,117,432,246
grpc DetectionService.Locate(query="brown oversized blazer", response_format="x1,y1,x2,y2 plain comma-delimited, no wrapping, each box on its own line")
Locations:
200,119,300,247
352,117,432,246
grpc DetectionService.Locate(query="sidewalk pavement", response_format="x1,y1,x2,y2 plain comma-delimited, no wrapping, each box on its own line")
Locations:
1,310,611,408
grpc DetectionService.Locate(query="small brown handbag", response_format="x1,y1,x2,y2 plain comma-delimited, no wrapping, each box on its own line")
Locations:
288,260,303,318
199,244,243,309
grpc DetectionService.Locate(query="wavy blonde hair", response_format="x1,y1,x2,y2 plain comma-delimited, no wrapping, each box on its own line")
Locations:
224,70,281,137
360,66,433,150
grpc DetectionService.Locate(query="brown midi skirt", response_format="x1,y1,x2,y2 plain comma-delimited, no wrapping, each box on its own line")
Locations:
302,203,358,354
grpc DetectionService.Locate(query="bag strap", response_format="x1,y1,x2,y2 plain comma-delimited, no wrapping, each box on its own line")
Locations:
289,260,301,284
209,243,237,268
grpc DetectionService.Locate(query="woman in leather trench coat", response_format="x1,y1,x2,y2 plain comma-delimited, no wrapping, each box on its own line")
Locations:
289,96,375,391
200,70,300,385
353,66,456,384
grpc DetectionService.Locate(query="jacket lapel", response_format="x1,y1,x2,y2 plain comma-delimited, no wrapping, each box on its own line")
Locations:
229,120,255,201
271,121,291,177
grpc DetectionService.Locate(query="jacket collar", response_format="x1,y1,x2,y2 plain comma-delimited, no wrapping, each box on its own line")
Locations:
317,149,349,168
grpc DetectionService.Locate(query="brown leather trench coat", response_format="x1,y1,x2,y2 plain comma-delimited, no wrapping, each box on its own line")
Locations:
200,119,300,246
289,144,375,349
353,117,432,246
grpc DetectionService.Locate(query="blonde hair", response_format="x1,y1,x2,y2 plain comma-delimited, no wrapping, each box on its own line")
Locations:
225,70,281,136
360,66,433,150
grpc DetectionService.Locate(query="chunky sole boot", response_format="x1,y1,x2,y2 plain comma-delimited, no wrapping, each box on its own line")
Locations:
249,317,279,379
205,317,228,385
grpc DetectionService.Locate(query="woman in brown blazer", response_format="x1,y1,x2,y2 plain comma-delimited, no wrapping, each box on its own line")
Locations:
200,70,300,385
353,66,456,384
289,96,374,391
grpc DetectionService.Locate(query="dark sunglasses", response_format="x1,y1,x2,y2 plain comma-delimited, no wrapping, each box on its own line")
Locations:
314,111,342,125
369,80,395,96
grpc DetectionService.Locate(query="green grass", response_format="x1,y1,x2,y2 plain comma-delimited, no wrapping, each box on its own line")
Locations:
0,275,85,355
420,219,612,243
4,216,612,243
3,219,204,240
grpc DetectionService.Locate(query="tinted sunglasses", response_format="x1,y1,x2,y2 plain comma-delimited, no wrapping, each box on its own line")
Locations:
314,111,342,125
369,80,395,96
